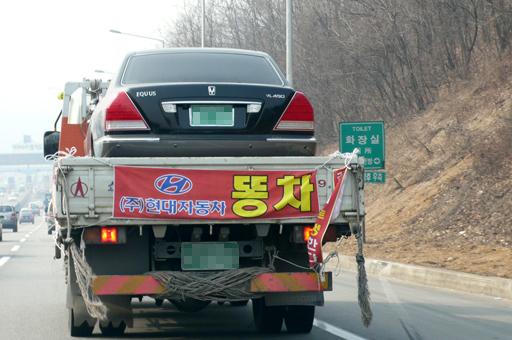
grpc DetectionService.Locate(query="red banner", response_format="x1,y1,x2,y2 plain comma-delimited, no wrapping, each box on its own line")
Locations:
308,168,347,268
113,166,319,220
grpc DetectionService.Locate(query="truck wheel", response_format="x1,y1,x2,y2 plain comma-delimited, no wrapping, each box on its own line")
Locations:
99,321,126,336
69,308,94,337
284,305,315,334
252,298,284,333
230,300,249,307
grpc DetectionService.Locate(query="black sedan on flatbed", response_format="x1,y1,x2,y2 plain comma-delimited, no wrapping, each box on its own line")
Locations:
85,48,316,157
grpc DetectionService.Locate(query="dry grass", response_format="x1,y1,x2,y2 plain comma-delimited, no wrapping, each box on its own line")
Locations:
324,56,512,278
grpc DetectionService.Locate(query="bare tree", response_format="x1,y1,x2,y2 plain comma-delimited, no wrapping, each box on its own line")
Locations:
164,0,512,146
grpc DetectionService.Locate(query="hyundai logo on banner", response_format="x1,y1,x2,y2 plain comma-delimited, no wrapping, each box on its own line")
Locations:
154,174,193,195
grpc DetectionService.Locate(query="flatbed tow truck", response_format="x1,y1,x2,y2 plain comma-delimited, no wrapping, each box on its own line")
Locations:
44,80,369,337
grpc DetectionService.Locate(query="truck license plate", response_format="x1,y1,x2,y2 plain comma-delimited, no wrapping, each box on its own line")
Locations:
181,242,239,271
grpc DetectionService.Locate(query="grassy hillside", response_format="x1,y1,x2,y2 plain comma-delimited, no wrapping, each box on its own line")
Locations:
326,57,512,278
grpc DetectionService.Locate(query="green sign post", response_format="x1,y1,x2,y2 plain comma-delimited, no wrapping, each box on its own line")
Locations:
339,121,386,183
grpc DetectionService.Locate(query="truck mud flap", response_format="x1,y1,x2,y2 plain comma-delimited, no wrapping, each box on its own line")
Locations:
92,272,332,296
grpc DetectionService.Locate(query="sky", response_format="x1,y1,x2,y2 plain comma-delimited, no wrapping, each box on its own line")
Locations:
0,0,186,153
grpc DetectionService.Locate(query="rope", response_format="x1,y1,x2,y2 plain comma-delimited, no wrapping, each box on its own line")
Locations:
343,148,360,169
150,267,270,302
48,148,109,321
356,235,372,327
353,168,373,327
314,148,359,172
44,146,77,161
68,241,108,320
322,236,347,277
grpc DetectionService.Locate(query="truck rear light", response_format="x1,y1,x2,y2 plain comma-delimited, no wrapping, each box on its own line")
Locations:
303,226,314,242
11,212,16,219
83,226,126,244
105,92,150,132
292,226,314,243
101,227,118,243
274,92,314,131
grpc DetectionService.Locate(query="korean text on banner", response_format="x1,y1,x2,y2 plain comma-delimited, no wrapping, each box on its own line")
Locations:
113,166,320,220
307,168,347,268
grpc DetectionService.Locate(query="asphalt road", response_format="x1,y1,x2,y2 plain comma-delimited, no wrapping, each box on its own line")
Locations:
0,218,511,340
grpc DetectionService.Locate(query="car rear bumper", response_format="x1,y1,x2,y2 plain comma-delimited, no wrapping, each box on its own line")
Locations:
96,135,317,157
1,221,16,229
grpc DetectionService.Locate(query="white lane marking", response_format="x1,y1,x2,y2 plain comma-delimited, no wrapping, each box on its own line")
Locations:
20,238,26,243
24,234,30,238
0,256,11,267
314,318,368,340
379,278,420,339
10,245,20,252
32,223,44,233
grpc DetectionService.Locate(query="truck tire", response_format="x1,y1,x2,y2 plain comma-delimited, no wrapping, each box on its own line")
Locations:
99,321,126,336
284,305,315,334
252,298,284,333
170,298,210,312
69,308,94,337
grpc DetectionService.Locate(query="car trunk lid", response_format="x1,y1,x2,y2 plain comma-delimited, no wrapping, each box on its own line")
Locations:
124,84,295,135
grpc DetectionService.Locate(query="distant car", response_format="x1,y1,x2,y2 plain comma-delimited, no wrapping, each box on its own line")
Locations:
43,192,52,211
0,205,18,232
28,202,41,216
45,201,55,235
85,48,316,158
19,208,34,224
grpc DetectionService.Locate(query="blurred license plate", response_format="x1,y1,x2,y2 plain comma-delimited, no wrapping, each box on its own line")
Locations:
181,242,239,271
189,105,234,127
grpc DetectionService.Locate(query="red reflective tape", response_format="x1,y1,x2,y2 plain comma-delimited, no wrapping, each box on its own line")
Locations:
94,275,130,295
252,273,290,292
250,272,331,293
93,275,165,295
132,276,165,295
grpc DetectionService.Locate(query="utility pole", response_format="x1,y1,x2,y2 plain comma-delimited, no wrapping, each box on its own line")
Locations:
201,0,205,47
286,0,293,86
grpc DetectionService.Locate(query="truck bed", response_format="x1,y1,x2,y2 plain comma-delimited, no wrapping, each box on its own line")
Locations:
54,156,364,227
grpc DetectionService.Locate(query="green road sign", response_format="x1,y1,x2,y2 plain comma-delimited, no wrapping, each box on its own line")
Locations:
340,121,385,170
365,170,386,184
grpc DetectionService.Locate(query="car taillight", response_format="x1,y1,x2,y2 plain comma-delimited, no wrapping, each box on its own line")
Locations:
274,92,314,131
11,213,16,219
101,227,118,243
105,92,150,132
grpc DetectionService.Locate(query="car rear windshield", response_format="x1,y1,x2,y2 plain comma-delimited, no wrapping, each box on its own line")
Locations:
122,52,283,86
0,206,13,212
